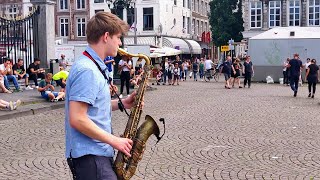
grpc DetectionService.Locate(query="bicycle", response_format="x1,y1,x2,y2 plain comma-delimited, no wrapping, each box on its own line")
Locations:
204,68,220,82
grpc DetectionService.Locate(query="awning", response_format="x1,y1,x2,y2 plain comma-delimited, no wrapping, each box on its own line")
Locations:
124,36,156,46
162,37,190,54
150,47,182,57
184,39,202,54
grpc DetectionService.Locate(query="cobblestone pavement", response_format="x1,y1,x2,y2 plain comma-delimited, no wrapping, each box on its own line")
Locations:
1,80,320,180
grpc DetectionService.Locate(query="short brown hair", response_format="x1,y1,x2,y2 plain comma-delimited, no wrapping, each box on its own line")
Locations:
86,12,129,44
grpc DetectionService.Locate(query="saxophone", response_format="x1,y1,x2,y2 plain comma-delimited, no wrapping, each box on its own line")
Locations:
114,48,161,180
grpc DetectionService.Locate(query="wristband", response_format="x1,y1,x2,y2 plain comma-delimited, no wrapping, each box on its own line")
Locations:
118,100,124,112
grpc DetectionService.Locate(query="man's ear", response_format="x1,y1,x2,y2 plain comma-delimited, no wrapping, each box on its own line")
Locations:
104,32,110,42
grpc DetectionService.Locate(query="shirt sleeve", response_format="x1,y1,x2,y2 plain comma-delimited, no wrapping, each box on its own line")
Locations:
68,68,100,105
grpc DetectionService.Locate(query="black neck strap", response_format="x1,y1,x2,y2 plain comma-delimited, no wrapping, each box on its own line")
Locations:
82,51,129,117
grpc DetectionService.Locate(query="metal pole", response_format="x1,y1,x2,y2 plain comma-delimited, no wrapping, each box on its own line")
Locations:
133,2,137,44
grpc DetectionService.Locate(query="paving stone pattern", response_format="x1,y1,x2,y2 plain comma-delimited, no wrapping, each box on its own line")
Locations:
1,81,320,180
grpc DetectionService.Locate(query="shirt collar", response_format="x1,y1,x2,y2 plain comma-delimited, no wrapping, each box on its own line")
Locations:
85,45,107,71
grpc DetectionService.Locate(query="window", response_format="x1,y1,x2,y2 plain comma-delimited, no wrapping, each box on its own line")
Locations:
174,0,177,5
201,1,203,15
188,0,191,9
288,0,300,26
183,16,186,30
192,0,195,11
94,0,104,3
60,18,69,37
143,8,153,30
269,1,281,27
192,19,195,34
28,6,33,12
201,21,203,34
309,0,320,26
197,0,200,12
8,5,17,18
205,2,207,15
76,0,85,9
197,20,200,35
250,1,262,28
183,0,185,7
59,0,68,10
127,8,135,27
204,22,207,32
76,17,86,37
187,17,191,33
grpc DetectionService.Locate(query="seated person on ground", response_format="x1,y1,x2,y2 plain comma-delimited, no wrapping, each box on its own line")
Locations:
156,70,163,85
27,58,45,88
52,70,69,92
0,76,11,93
0,99,21,111
13,58,32,90
0,58,21,91
38,73,65,102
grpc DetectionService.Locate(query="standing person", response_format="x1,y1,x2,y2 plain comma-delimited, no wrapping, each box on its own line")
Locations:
65,12,138,180
173,55,183,81
204,57,213,77
172,63,180,85
283,58,290,86
13,59,33,90
182,60,189,81
287,53,303,97
59,54,69,70
306,59,319,98
118,55,132,98
199,58,204,80
305,58,311,73
220,56,233,89
27,58,45,88
162,58,169,85
243,56,254,88
192,59,198,81
167,62,173,85
231,58,242,88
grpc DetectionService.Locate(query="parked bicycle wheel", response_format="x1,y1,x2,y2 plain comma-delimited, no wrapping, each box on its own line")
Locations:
213,72,219,82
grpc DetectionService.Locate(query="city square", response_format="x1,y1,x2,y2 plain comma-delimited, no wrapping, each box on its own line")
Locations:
1,81,320,179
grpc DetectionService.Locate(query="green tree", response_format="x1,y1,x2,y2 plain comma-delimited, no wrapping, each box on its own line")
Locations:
209,0,244,47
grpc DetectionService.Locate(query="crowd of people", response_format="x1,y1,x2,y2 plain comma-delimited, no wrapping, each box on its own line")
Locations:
0,56,71,110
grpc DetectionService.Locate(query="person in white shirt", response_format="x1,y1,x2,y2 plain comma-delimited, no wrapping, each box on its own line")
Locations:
204,58,214,77
0,59,21,91
118,56,132,98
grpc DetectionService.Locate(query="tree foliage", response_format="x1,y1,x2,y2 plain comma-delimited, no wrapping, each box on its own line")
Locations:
209,0,244,47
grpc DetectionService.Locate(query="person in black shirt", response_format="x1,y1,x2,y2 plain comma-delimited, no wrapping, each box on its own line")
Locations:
306,59,319,98
27,58,45,88
221,56,233,89
13,59,32,90
243,56,254,88
287,53,303,97
231,58,242,88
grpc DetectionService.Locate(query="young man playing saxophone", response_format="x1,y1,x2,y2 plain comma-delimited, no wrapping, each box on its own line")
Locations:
65,12,140,180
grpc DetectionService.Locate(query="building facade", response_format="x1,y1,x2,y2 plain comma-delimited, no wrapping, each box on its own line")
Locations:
242,0,320,39
53,0,212,57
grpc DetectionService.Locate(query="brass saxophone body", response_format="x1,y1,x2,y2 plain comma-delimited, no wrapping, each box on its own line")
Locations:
114,48,161,180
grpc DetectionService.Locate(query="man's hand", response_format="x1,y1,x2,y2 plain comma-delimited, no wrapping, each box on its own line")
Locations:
122,91,143,109
110,85,118,96
18,74,23,79
110,137,133,157
49,85,54,90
